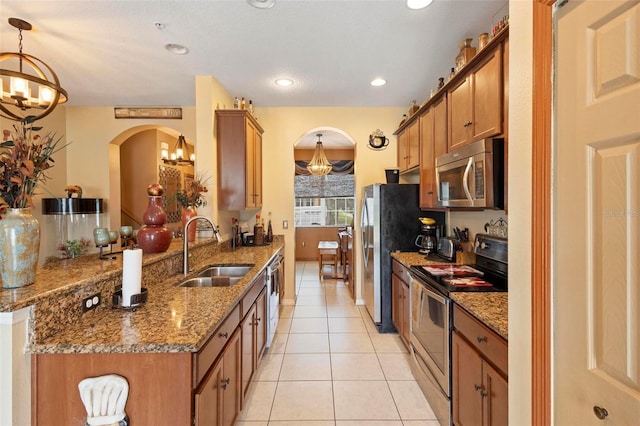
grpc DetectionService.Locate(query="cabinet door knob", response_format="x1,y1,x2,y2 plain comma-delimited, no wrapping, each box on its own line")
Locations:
221,377,230,390
474,384,482,392
593,406,609,420
476,336,487,343
219,332,229,338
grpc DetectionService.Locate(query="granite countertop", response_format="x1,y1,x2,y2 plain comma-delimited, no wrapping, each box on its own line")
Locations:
2,237,283,355
391,251,508,341
450,293,508,340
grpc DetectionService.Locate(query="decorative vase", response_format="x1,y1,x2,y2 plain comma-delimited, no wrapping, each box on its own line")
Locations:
181,206,198,242
136,184,172,254
455,38,477,71
0,208,40,288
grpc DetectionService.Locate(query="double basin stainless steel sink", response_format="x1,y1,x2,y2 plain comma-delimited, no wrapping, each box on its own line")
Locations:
177,264,254,288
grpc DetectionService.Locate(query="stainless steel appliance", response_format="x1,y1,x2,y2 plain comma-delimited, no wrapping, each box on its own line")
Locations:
361,184,442,332
265,252,284,347
436,138,504,209
408,234,508,426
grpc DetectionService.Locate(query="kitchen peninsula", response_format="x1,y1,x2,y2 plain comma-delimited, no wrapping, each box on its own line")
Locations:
2,236,284,425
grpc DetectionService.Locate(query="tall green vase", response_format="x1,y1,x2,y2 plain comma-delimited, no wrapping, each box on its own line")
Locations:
0,208,40,288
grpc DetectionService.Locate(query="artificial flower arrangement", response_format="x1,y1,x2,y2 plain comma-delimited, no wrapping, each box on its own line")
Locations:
172,174,210,209
0,116,66,217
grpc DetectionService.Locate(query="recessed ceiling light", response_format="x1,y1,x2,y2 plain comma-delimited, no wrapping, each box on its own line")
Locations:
275,78,294,87
247,0,275,9
407,0,434,9
165,43,189,55
370,78,387,87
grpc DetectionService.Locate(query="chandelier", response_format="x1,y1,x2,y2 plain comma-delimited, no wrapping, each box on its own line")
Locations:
307,133,333,176
161,135,194,166
0,18,68,121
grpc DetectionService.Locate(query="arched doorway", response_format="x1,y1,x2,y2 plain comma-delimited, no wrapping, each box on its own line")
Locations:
292,127,356,297
108,126,194,234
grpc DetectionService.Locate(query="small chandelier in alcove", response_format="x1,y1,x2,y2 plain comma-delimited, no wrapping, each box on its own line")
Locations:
161,134,194,166
307,133,332,176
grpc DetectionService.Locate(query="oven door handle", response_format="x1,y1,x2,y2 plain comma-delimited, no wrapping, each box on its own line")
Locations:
462,157,474,207
415,277,447,305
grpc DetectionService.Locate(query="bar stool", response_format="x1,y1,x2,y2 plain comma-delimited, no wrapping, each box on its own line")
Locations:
317,241,339,280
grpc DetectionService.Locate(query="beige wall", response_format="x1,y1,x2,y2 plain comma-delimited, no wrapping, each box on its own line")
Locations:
64,106,197,230
120,129,157,224
507,0,533,423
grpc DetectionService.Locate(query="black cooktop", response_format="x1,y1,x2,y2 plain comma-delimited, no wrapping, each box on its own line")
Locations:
410,233,509,296
410,264,507,296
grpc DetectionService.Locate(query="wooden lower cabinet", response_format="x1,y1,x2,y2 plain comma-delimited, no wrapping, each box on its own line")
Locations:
391,259,411,348
452,305,508,426
32,352,193,425
195,328,241,426
241,287,267,401
482,357,508,426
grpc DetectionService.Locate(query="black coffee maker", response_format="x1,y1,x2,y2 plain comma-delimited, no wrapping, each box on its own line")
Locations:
415,222,439,254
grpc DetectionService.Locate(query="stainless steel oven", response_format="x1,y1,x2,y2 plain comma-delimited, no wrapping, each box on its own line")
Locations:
410,274,452,426
408,234,509,426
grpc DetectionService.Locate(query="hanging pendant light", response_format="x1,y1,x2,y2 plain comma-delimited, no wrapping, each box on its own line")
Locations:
161,135,194,166
307,133,333,176
0,18,68,121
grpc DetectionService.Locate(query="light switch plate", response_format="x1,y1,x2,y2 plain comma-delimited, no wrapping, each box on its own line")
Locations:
282,220,288,229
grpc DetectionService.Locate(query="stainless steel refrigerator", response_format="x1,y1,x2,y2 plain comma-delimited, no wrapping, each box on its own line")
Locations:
361,183,430,332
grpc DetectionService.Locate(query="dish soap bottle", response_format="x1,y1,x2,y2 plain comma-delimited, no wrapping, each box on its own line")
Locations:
254,214,264,246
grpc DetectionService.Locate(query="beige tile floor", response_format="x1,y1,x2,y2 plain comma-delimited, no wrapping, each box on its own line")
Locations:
236,261,439,426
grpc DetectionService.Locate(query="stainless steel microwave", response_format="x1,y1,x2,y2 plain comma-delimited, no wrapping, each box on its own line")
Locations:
435,138,504,208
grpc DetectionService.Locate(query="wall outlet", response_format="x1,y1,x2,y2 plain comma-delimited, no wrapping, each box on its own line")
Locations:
82,293,101,312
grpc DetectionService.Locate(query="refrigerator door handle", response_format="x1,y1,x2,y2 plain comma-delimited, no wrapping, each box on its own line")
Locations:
361,196,369,267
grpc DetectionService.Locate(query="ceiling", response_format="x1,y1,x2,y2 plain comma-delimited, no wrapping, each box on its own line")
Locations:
1,0,507,147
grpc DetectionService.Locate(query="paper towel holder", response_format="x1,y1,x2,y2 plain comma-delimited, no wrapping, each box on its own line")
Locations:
112,287,148,311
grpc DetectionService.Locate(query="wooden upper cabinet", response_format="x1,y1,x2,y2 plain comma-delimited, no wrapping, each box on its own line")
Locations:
433,95,448,159
216,110,264,210
448,42,503,151
448,76,473,151
472,44,503,141
420,95,448,209
407,120,420,170
397,119,419,172
419,107,435,208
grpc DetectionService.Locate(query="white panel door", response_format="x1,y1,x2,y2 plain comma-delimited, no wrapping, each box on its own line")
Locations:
555,1,640,424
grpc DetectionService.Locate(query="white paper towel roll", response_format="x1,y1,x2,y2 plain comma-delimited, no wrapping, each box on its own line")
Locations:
122,248,142,307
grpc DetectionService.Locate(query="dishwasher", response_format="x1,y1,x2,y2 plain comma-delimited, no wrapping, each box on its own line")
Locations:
266,252,283,347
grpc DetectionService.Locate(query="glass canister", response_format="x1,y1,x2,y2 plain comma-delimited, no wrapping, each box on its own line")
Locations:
42,198,106,260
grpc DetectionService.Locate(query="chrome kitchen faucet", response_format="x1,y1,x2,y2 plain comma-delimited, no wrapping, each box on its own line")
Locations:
183,216,219,276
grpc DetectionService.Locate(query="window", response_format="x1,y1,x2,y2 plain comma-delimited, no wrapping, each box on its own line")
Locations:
295,197,354,227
